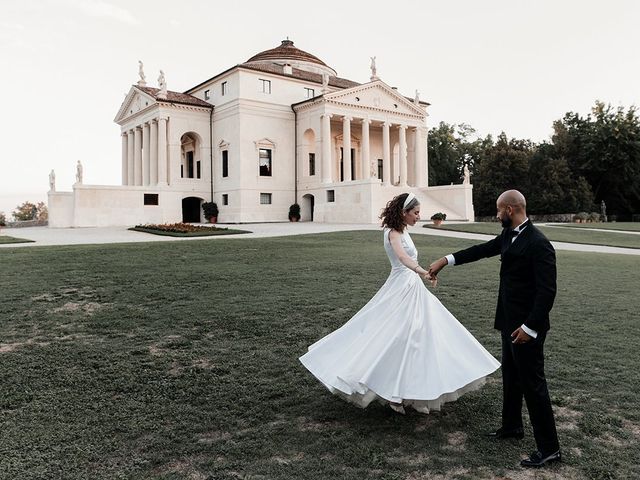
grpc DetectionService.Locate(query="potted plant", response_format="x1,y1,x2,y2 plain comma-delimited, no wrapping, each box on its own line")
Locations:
288,203,301,222
202,201,219,224
430,212,446,226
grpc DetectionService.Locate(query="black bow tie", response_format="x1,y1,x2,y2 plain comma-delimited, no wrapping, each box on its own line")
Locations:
509,229,520,238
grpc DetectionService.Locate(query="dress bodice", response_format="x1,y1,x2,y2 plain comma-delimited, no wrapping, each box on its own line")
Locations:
383,228,418,270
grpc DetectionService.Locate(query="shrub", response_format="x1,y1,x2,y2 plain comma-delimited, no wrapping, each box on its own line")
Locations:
430,212,447,221
202,202,219,219
288,203,301,221
587,212,601,223
0,211,6,226
574,212,589,222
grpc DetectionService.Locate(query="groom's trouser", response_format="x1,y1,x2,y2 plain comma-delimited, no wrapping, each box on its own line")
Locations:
501,332,560,455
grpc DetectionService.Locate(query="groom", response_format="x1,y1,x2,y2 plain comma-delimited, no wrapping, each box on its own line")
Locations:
428,190,561,468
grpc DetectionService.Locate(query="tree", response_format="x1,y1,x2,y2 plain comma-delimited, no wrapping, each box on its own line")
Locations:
527,143,594,214
12,201,48,222
552,101,640,216
427,122,487,186
472,133,534,216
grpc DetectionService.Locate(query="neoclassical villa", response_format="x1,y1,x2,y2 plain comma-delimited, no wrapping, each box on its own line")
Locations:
48,39,474,227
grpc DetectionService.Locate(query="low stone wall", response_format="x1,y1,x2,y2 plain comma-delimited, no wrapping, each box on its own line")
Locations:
476,213,575,223
5,219,48,228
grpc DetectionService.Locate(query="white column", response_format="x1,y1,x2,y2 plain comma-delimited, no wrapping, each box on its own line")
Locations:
121,133,128,185
157,117,168,185
321,113,332,183
150,119,158,185
415,127,428,187
382,122,391,186
342,116,352,181
399,125,407,186
142,122,151,186
361,118,370,180
127,130,134,185
133,127,142,185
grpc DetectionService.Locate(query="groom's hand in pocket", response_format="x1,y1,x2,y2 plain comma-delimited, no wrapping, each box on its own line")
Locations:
511,327,532,344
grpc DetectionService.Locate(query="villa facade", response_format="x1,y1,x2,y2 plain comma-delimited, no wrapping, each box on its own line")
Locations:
48,39,474,227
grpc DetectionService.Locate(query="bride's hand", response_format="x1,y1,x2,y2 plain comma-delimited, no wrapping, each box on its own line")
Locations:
422,271,438,287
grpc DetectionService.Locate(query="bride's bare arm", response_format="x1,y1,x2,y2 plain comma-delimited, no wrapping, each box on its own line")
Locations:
389,230,432,279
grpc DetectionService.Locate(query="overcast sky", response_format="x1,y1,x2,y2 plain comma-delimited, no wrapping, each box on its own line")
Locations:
1,0,638,214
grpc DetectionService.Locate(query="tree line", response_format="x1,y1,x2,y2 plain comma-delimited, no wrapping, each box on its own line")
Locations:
428,101,640,219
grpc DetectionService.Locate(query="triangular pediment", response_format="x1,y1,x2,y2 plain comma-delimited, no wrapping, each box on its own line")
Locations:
323,80,425,116
114,86,157,123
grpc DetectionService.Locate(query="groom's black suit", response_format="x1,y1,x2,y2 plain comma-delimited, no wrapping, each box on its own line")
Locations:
452,220,560,455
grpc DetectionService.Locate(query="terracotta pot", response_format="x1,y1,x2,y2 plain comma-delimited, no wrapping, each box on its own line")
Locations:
208,216,217,224
432,219,443,226
289,216,300,222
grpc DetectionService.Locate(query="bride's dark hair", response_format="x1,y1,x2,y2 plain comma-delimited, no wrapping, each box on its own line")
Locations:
380,193,419,232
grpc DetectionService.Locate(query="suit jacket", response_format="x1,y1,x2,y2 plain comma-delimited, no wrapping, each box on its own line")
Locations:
452,222,557,334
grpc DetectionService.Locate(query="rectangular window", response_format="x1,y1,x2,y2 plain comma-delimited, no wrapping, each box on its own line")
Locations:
186,151,194,178
222,81,227,96
260,193,272,205
143,193,159,206
308,153,315,176
222,194,228,205
377,159,383,182
204,89,210,100
259,148,272,176
222,150,229,178
305,87,315,98
327,190,335,202
259,78,271,94
196,160,201,179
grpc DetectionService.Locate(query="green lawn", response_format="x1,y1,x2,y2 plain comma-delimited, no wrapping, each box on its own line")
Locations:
0,234,35,244
1,232,639,479
548,222,640,232
425,223,640,249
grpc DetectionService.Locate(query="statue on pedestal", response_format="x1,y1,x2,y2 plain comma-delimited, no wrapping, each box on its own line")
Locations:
49,169,56,191
463,165,470,184
370,56,378,81
137,60,147,87
601,200,607,222
75,160,83,184
157,70,167,99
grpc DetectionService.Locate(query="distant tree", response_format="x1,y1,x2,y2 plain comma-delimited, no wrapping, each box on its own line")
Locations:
527,143,594,214
35,202,48,221
13,201,38,221
472,132,534,216
428,122,488,186
12,201,47,222
552,101,640,215
0,211,6,226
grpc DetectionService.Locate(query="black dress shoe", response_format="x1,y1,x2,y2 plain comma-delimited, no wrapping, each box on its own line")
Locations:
486,427,524,439
521,450,561,468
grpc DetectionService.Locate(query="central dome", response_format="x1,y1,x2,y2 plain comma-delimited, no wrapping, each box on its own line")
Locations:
245,39,337,77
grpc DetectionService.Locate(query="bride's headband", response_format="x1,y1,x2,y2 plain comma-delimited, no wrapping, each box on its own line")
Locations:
403,192,417,210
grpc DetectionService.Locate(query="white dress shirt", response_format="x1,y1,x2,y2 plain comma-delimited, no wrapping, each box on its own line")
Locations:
444,219,538,338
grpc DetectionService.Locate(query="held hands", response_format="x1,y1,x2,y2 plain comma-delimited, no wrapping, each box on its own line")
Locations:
426,257,448,284
422,271,437,287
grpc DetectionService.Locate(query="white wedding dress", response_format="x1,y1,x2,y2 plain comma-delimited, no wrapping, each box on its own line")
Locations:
299,228,500,413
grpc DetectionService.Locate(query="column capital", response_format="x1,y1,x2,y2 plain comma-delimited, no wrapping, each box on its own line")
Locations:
398,124,408,131
383,121,391,127
342,115,353,122
361,117,371,125
322,113,333,119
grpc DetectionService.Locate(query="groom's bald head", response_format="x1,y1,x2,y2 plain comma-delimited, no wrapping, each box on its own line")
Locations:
497,190,526,212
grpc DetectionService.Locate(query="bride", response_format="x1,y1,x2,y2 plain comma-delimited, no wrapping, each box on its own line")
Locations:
299,193,500,414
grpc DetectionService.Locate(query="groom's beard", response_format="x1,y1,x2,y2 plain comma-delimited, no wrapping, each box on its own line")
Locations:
501,216,513,229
